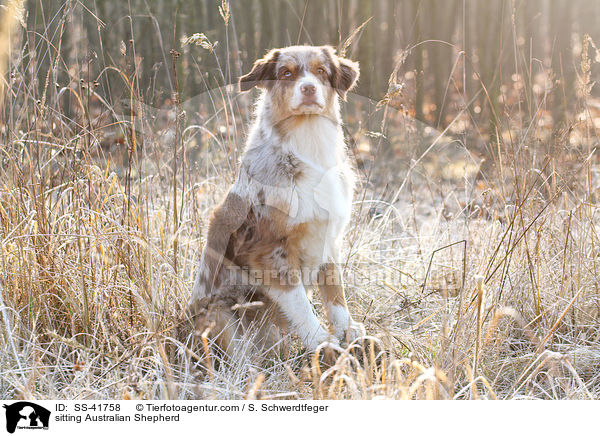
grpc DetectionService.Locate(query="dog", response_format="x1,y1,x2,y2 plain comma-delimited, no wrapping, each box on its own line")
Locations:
187,45,365,355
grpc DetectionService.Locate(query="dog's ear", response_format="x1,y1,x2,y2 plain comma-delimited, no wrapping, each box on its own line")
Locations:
239,49,280,92
333,57,359,100
323,46,360,100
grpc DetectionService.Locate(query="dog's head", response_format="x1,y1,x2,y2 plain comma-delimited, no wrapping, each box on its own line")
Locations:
239,45,359,118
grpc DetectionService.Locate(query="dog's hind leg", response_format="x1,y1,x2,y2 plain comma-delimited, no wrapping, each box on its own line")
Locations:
190,190,250,302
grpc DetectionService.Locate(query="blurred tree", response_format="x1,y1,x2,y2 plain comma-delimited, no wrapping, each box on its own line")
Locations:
21,0,600,132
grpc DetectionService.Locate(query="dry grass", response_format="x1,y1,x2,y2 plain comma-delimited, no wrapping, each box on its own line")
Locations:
1,1,600,400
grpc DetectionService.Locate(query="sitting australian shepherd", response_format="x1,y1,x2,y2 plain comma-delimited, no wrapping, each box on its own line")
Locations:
187,45,365,355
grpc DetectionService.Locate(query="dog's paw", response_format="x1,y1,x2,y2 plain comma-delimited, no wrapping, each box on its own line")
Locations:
344,320,366,344
312,336,342,367
305,329,340,352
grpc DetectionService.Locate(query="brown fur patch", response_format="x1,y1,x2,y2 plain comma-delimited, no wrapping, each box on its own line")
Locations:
199,191,250,293
274,114,311,137
239,49,280,91
184,289,286,357
318,262,347,307
225,205,309,290
321,45,359,99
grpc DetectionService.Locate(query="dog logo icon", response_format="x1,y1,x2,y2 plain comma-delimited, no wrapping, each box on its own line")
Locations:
2,402,50,433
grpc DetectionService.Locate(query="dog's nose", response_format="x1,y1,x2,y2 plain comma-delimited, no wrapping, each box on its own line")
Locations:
301,84,316,96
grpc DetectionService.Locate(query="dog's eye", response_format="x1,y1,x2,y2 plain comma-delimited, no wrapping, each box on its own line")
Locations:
317,67,326,75
281,69,292,78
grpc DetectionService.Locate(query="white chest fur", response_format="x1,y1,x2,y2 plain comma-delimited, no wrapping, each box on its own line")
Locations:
283,117,354,265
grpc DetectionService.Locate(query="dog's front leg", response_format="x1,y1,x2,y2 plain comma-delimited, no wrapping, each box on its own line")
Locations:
265,285,336,351
318,263,365,344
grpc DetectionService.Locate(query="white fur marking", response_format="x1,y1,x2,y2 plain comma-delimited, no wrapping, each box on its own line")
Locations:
327,303,365,343
290,72,326,111
266,285,334,350
281,117,352,266
327,303,351,338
